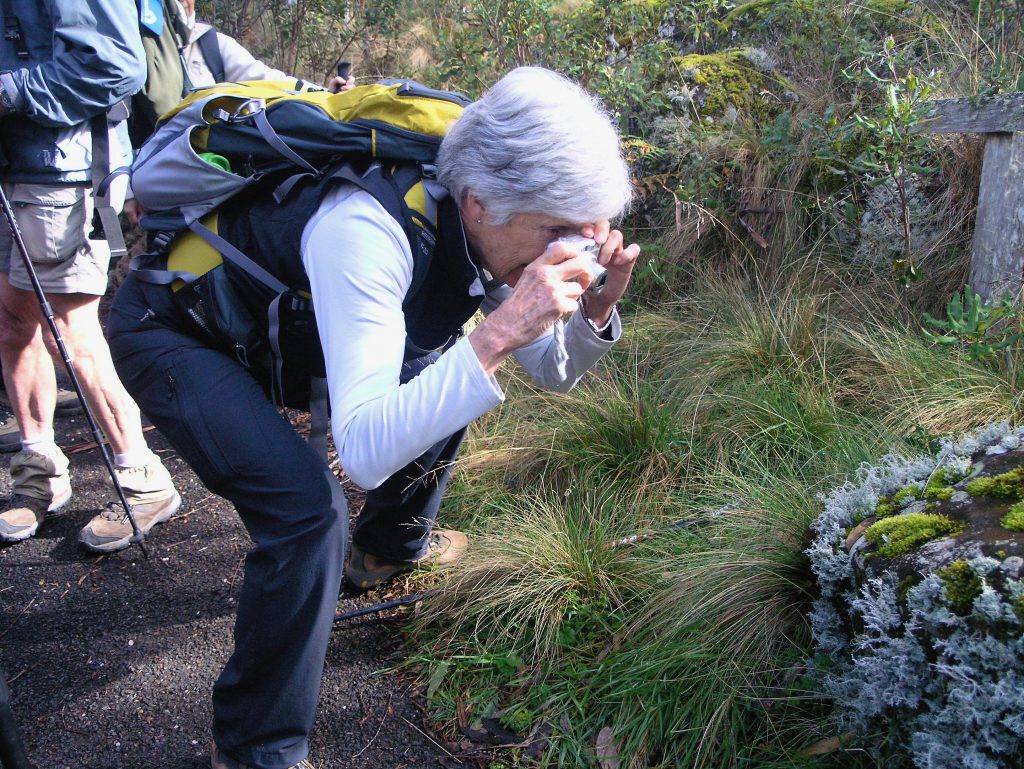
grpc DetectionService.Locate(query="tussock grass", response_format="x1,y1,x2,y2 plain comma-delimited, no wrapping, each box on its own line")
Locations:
414,260,1022,766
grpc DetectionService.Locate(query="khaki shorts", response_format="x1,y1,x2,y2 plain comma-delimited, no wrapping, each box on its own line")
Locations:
0,183,110,295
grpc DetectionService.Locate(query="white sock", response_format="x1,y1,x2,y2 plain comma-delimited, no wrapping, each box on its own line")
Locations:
114,447,156,468
22,430,59,458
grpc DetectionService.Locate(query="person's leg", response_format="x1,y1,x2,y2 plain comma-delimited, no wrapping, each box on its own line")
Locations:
48,292,147,456
346,351,468,587
0,273,58,444
351,426,466,561
107,276,347,768
0,225,70,542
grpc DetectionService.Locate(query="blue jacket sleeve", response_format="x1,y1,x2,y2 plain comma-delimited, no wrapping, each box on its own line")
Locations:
7,0,146,127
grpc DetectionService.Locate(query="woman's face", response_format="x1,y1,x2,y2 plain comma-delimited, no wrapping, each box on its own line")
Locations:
464,211,582,287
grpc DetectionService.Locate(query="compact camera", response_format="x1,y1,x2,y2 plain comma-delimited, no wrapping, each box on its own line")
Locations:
556,235,607,294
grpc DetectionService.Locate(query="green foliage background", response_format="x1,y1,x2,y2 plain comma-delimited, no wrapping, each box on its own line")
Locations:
193,0,1024,766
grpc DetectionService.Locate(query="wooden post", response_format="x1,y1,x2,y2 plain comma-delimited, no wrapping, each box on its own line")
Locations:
920,93,1024,301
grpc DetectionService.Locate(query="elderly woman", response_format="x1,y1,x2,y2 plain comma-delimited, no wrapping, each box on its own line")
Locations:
106,66,638,769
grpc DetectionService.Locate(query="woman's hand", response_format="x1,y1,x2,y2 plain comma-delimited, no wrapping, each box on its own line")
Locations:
469,242,591,375
578,221,640,327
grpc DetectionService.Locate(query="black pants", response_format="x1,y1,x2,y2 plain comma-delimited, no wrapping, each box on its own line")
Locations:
106,274,461,768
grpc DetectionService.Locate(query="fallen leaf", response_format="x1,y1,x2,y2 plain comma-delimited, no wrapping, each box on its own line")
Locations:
595,726,620,769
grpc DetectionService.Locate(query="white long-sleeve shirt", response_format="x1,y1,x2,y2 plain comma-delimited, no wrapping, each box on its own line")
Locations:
301,185,621,490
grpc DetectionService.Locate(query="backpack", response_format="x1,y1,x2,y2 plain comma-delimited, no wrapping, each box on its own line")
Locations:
129,78,472,455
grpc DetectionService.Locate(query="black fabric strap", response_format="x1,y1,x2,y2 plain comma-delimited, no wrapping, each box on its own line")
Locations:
1,0,29,60
196,27,225,83
89,114,128,259
189,219,289,294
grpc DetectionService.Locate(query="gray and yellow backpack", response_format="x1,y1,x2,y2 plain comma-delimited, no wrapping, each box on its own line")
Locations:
129,78,481,454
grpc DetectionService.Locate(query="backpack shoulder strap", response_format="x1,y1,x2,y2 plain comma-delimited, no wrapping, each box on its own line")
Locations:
196,27,226,84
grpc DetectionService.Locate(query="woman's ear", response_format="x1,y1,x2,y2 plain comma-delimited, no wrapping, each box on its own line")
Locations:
462,193,487,225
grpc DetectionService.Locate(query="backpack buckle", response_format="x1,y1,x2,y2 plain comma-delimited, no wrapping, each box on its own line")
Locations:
151,231,176,253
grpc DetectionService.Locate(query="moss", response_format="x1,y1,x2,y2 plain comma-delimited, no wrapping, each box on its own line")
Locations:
923,468,957,501
965,467,1024,499
673,49,770,118
898,573,922,606
874,495,896,518
1016,595,1024,624
936,560,983,616
863,513,965,559
1001,502,1024,532
864,0,911,15
892,484,919,506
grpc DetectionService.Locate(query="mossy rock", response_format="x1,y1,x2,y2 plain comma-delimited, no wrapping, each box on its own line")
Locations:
847,448,1024,583
809,425,1024,769
670,48,786,123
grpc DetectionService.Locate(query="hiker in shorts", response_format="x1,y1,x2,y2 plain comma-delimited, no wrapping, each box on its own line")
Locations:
106,66,637,769
0,0,181,552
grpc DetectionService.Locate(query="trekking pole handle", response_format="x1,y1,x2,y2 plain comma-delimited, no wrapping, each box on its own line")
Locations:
337,61,352,81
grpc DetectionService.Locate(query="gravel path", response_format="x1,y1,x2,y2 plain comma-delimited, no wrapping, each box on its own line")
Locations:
0,413,463,769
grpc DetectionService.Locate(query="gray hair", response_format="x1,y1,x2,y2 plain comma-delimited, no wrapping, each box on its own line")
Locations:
436,67,633,225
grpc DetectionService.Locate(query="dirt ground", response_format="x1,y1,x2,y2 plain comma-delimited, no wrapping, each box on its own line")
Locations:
0,409,467,769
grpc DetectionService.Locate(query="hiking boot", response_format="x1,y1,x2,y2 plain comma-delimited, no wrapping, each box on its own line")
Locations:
211,742,315,769
0,387,83,417
0,449,72,542
345,528,468,590
0,412,20,454
78,455,181,553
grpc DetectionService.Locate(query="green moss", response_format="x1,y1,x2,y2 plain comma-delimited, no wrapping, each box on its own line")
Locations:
924,468,957,501
936,560,983,616
892,484,920,505
863,513,965,559
965,467,1024,499
864,0,911,15
898,573,922,606
1001,502,1024,532
1016,595,1024,623
673,50,769,118
874,496,896,518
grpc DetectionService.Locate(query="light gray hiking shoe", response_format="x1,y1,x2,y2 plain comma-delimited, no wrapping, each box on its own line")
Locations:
79,455,181,553
0,412,20,454
0,386,83,417
0,449,72,542
211,742,315,769
345,528,469,590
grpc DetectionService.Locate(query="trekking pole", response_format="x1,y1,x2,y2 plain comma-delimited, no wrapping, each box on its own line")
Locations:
0,665,31,769
0,185,148,558
333,590,435,625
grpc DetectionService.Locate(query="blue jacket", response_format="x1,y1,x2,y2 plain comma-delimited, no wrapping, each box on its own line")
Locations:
0,0,145,184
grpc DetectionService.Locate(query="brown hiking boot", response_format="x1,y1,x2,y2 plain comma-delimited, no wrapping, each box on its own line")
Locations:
345,528,468,589
211,742,315,769
0,449,72,542
79,455,181,553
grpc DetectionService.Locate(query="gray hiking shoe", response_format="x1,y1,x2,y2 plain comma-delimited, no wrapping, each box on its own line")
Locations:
345,528,468,590
211,742,315,769
0,449,73,542
0,413,20,454
79,455,181,553
0,386,83,417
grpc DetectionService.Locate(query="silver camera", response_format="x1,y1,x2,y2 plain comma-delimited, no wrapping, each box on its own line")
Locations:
556,235,607,294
